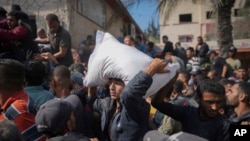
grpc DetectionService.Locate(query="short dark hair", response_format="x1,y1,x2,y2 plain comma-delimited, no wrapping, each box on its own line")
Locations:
0,59,24,91
238,65,247,71
135,34,142,41
53,65,70,79
0,7,7,18
193,74,208,86
46,13,59,22
175,42,181,46
165,86,174,99
0,120,23,141
11,4,21,11
196,79,225,99
165,52,173,56
237,82,250,102
25,60,46,86
8,10,29,23
86,35,93,40
7,10,26,21
186,47,194,52
37,28,46,33
179,70,190,81
52,65,71,88
174,80,183,93
197,36,203,41
42,61,52,78
69,63,85,74
162,35,168,39
147,42,154,48
219,78,235,86
108,78,124,86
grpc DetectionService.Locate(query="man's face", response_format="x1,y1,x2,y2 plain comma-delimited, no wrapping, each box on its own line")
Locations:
71,49,78,61
164,54,171,61
236,69,247,80
109,78,125,100
146,45,152,51
228,51,234,57
209,53,216,60
199,91,225,118
49,76,70,98
124,37,133,46
162,37,168,43
186,50,193,59
135,38,139,44
7,16,18,29
50,77,58,97
46,20,59,33
226,83,240,107
197,37,202,45
37,30,47,39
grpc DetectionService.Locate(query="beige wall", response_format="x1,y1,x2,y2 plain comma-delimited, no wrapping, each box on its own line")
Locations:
160,0,250,49
105,5,124,38
160,1,203,47
1,0,69,31
68,0,124,48
67,0,104,48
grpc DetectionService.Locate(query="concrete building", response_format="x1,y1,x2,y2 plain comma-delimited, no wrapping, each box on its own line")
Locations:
160,0,250,49
1,0,144,48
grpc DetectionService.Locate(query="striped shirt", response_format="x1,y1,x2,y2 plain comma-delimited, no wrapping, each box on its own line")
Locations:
186,57,201,74
0,90,46,141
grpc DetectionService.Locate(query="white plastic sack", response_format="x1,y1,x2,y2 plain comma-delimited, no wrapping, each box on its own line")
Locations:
84,30,177,98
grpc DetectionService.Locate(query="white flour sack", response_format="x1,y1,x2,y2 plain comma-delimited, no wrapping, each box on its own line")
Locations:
84,30,177,98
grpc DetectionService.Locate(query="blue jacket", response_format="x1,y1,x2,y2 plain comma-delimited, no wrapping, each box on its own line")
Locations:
93,71,152,141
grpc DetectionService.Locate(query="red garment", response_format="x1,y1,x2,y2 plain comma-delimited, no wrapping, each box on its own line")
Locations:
0,19,8,29
0,89,46,141
0,25,28,40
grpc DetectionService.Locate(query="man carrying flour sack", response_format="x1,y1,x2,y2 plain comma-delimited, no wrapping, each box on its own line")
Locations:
93,58,171,141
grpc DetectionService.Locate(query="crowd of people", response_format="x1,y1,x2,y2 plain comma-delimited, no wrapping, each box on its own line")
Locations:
0,4,250,141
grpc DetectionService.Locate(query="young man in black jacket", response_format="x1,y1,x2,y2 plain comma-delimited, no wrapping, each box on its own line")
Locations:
226,81,250,125
152,79,230,141
93,58,168,141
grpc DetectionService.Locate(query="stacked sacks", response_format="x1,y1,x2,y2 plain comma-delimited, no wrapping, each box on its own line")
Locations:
84,30,177,98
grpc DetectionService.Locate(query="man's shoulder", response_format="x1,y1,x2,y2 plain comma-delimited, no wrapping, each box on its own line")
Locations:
94,97,113,109
201,42,209,47
2,93,36,119
59,27,71,36
216,56,226,62
12,95,35,109
167,41,173,45
14,25,29,31
48,132,89,141
175,56,184,62
0,25,28,37
11,92,30,104
25,86,53,95
237,110,250,121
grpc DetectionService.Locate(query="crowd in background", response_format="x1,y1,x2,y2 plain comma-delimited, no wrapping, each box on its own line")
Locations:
0,4,250,141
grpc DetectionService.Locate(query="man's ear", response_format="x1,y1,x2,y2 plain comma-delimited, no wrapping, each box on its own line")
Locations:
195,94,201,104
50,79,57,89
239,92,248,102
